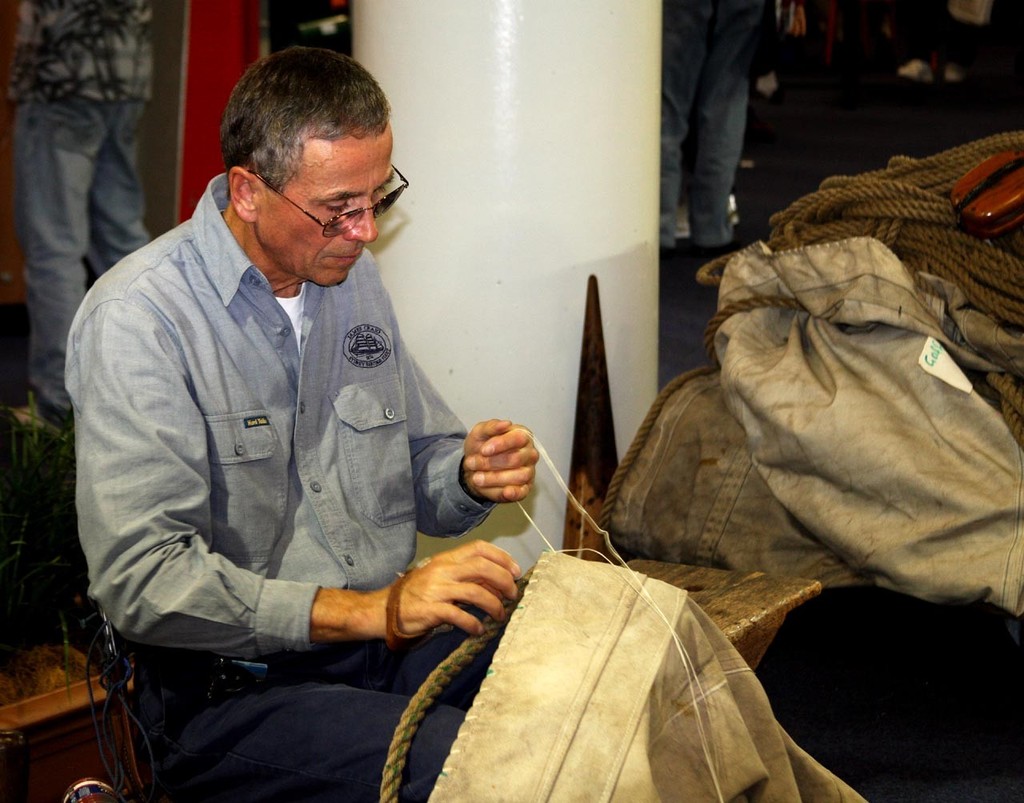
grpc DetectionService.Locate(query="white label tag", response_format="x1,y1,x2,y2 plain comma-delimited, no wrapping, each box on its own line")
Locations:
918,337,973,394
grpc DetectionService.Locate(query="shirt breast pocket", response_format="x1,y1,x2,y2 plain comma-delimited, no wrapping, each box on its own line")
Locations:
207,411,277,464
204,410,280,567
333,382,416,527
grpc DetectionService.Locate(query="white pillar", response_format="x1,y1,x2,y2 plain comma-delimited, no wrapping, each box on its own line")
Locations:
355,1,661,570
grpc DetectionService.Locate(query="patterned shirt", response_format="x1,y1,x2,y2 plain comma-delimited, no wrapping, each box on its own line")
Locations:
8,0,152,103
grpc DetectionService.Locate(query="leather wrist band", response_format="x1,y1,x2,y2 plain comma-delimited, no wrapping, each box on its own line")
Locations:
385,571,422,651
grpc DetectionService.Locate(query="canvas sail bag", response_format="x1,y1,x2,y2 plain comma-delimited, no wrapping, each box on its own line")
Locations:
606,236,1024,617
430,552,863,802
602,365,864,590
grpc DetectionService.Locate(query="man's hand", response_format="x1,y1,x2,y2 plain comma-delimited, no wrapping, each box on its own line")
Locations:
392,540,522,639
309,539,523,644
461,419,538,503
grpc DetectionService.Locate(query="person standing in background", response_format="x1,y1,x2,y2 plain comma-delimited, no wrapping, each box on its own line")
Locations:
660,0,766,257
896,0,981,84
8,0,151,425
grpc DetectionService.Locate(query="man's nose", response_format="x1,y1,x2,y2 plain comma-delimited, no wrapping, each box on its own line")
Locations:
343,208,378,243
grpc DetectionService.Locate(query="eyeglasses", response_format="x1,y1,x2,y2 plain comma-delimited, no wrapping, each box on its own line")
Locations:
250,166,409,237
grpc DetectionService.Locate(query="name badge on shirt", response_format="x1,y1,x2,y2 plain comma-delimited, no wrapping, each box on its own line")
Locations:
244,415,271,428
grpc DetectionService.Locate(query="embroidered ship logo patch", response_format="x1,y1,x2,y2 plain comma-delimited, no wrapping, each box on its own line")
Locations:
344,324,392,368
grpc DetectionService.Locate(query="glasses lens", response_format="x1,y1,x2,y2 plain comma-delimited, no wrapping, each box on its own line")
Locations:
325,166,409,235
372,184,407,219
323,176,407,237
323,218,350,237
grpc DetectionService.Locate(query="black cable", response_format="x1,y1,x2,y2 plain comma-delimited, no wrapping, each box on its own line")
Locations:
84,616,157,803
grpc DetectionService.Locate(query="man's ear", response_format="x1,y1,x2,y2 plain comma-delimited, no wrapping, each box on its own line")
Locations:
227,167,260,224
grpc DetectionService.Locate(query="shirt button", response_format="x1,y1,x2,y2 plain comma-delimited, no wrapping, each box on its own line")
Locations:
310,481,322,493
234,443,245,456
281,327,291,337
344,554,355,566
384,407,395,420
299,401,306,414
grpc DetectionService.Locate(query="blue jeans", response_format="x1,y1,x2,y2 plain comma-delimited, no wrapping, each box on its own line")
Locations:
13,99,149,422
134,627,501,802
660,0,765,249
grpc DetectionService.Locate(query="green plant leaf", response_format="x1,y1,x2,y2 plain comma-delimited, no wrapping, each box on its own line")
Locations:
0,402,89,669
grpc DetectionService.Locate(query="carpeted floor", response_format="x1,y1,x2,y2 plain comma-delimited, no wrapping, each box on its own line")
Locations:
758,586,1024,801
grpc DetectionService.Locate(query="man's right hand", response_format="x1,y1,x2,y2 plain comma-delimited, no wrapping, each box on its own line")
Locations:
309,540,522,644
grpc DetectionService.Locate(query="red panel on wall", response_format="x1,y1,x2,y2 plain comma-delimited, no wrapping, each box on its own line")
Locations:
178,0,261,222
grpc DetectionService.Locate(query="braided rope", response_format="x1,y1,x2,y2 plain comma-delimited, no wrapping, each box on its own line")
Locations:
987,372,1024,448
693,130,1024,447
702,296,805,365
379,572,532,803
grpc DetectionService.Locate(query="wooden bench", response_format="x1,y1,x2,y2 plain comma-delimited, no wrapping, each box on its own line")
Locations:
628,560,822,668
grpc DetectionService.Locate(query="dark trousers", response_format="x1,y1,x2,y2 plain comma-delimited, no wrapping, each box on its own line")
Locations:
134,628,498,802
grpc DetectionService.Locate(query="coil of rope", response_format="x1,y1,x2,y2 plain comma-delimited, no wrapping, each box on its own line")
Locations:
695,130,1024,448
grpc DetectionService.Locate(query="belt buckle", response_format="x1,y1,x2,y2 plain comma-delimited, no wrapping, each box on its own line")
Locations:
206,658,268,701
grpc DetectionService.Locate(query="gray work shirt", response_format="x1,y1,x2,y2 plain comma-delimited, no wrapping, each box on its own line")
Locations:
66,174,492,658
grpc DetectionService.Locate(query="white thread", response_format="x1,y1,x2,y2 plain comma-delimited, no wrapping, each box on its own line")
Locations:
513,428,726,803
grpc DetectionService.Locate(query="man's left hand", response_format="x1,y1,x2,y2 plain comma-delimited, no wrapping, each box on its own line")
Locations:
462,420,538,503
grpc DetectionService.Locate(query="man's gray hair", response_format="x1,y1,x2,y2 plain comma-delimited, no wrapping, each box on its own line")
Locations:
220,46,391,188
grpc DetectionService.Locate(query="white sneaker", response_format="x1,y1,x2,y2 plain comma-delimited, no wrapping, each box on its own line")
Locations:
728,194,740,227
944,62,966,83
754,70,779,100
897,59,934,84
675,201,691,240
